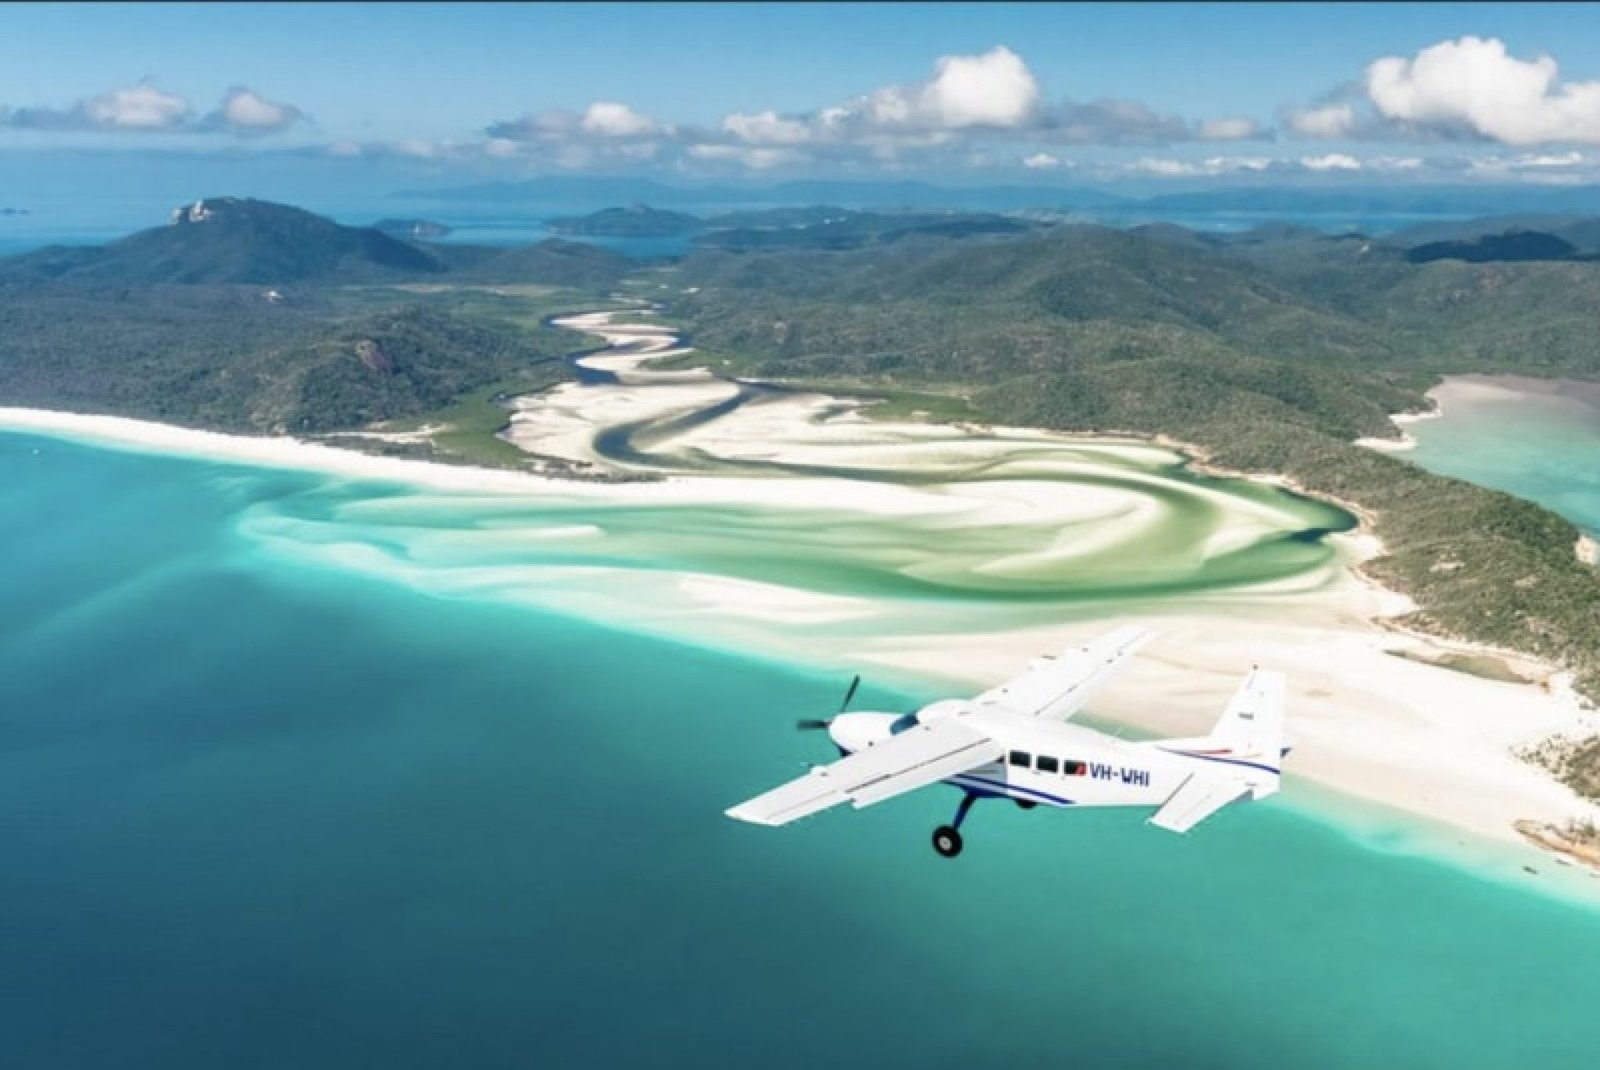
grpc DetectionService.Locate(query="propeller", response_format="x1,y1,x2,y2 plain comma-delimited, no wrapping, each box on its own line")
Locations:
796,673,861,731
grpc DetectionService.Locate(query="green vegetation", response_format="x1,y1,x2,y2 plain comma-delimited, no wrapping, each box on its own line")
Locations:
1,197,447,285
666,224,1600,748
0,200,633,445
0,281,575,435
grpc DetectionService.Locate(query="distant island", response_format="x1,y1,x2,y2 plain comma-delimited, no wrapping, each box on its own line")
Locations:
0,207,27,216
1406,229,1586,264
372,217,453,240
547,203,704,238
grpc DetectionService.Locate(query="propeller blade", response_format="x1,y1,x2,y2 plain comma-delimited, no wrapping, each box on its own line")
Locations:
838,674,861,714
796,718,833,732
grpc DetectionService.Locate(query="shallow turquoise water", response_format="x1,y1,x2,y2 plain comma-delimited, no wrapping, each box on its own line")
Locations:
6,431,1600,1069
1406,379,1600,536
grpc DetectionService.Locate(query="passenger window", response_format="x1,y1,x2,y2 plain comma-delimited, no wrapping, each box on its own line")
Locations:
1036,755,1059,774
1063,760,1086,776
1008,750,1031,768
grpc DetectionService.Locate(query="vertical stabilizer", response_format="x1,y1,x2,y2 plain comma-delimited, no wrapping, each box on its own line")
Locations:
1150,669,1288,832
1206,668,1285,797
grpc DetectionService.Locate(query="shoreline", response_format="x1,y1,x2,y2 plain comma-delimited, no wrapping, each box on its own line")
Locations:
1353,399,1443,454
7,325,1600,881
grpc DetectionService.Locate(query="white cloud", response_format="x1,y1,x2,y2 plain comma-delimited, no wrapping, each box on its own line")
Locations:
1127,155,1275,177
212,86,304,133
722,110,812,145
830,45,1041,133
393,138,443,159
1204,155,1272,172
3,81,192,131
1199,116,1264,141
1517,150,1586,167
483,136,522,159
2,81,308,137
1365,35,1600,145
688,143,803,170
1286,102,1357,139
82,83,192,129
919,45,1040,128
580,100,659,138
1022,151,1064,170
1300,152,1362,171
1292,36,1600,146
1468,149,1589,176
477,45,1271,175
1128,157,1201,176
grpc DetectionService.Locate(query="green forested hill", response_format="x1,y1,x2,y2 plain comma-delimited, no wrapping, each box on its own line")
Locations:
0,198,448,284
669,224,1600,712
0,199,636,435
0,198,636,290
0,283,574,433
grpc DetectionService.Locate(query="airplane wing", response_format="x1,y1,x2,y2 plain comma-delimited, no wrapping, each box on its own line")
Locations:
971,625,1150,721
726,719,1001,827
1147,773,1251,834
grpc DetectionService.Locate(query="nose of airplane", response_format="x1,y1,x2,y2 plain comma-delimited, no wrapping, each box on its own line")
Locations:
827,712,897,755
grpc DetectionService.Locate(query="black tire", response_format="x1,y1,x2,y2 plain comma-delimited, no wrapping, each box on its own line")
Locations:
1015,799,1037,810
933,825,963,858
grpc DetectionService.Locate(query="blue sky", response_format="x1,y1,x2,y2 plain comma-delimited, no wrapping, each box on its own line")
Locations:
4,2,1600,187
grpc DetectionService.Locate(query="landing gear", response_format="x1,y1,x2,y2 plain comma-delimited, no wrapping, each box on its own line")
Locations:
933,825,963,858
932,792,979,859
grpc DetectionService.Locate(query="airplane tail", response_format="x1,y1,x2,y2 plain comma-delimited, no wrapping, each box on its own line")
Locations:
1203,668,1280,777
1148,668,1287,833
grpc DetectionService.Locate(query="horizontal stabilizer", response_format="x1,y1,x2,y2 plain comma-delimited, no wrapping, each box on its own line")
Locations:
1149,773,1251,834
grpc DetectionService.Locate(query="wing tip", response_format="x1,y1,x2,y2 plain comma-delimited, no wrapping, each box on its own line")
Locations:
724,804,773,826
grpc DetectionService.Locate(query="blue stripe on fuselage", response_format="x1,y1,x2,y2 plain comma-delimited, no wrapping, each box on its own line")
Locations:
1159,748,1280,777
948,773,1075,807
833,745,1076,807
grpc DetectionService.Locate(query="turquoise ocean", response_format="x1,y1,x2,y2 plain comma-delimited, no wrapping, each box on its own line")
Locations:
1406,377,1600,538
6,429,1600,1069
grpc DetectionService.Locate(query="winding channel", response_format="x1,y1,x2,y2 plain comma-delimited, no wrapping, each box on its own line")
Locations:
235,305,1361,640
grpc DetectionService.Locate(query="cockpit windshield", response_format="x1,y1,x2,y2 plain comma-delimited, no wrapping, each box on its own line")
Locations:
890,711,920,735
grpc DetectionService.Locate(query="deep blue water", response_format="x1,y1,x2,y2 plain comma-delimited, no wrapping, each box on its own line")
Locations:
6,431,1600,1069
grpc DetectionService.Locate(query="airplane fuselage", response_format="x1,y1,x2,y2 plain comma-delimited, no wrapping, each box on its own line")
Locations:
830,709,1257,813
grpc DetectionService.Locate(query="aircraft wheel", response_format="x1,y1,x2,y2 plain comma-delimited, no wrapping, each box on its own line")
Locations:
933,825,963,858
1015,799,1037,811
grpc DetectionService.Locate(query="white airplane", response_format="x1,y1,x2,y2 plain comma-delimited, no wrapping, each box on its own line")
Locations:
726,627,1286,857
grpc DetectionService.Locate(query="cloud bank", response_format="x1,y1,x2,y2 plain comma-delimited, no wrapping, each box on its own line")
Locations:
477,45,1270,173
2,82,305,135
1289,36,1600,147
